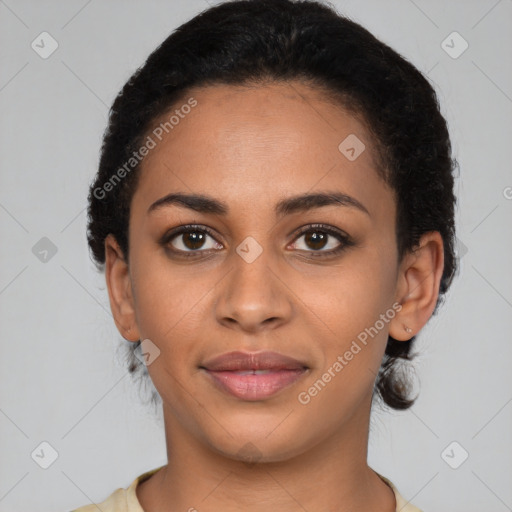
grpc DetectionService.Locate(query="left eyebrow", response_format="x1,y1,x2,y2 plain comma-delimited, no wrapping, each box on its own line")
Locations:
147,190,370,217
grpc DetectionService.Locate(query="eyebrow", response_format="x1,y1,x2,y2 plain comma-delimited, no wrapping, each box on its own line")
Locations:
147,190,370,217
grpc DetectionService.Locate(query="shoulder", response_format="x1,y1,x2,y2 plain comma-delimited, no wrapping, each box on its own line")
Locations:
70,467,422,512
71,486,129,512
376,473,424,512
70,466,164,512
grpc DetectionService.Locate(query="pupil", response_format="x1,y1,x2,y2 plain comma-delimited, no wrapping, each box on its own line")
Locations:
184,231,205,250
306,231,327,250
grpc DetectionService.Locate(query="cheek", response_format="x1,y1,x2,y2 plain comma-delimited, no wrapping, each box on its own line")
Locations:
295,257,397,415
305,250,397,343
297,257,397,412
129,253,209,406
129,246,210,346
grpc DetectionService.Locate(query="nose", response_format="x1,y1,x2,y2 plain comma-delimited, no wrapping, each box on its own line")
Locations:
214,245,294,334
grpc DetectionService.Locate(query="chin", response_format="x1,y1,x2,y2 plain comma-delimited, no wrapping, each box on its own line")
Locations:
200,416,314,465
215,439,303,465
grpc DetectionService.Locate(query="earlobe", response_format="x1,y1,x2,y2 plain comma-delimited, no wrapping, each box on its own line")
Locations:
104,234,140,342
390,231,444,341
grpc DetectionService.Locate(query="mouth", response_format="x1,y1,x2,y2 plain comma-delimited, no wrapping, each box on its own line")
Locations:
199,351,309,401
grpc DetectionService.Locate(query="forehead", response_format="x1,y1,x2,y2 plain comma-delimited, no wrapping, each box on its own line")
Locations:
132,81,392,219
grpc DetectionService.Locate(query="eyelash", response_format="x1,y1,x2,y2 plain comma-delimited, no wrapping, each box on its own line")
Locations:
160,223,354,259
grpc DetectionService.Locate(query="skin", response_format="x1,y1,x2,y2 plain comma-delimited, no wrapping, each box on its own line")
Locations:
104,81,444,512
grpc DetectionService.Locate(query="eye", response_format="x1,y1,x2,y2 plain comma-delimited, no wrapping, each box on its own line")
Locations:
289,224,353,257
161,223,354,258
163,225,223,254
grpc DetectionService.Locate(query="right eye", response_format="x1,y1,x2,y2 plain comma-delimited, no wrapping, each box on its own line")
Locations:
162,225,224,255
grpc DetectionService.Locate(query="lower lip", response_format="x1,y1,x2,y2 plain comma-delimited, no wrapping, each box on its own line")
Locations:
203,369,307,401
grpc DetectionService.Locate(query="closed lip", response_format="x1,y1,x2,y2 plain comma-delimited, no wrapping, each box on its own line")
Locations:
200,350,309,372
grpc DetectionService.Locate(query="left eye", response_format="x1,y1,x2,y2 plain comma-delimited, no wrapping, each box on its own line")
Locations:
290,225,347,253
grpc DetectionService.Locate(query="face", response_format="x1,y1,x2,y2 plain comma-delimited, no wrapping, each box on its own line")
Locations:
106,81,421,463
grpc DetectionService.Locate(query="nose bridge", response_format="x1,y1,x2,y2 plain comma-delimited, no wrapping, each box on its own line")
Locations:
214,235,292,331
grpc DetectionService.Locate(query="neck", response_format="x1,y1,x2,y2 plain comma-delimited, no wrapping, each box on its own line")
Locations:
137,397,396,512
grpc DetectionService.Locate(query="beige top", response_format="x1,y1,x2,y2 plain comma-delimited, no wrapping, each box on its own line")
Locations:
71,466,423,511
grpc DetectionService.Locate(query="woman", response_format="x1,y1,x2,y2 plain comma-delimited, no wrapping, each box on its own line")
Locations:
73,0,457,510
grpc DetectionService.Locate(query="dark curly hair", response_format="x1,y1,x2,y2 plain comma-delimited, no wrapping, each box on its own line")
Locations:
86,0,458,411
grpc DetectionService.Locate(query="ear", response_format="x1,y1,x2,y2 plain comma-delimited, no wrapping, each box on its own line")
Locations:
389,231,444,341
104,234,140,342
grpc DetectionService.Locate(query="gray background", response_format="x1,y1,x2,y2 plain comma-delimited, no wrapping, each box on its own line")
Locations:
1,0,511,511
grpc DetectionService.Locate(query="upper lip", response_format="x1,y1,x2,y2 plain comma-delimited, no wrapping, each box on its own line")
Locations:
201,351,308,371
